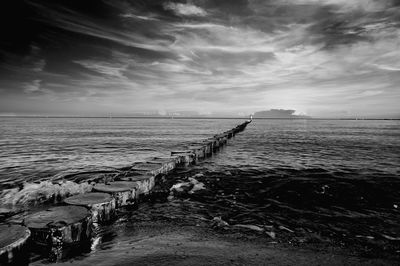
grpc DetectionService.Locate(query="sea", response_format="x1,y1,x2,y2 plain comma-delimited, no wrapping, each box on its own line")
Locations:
0,117,399,262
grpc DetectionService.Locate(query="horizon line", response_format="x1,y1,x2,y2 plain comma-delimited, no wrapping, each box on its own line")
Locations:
0,115,399,120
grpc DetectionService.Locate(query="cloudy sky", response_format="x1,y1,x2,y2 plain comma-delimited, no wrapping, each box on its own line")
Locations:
0,0,399,117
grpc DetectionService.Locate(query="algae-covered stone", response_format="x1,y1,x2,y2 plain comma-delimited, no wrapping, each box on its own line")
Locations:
0,224,31,264
24,206,91,246
93,182,138,207
64,192,116,224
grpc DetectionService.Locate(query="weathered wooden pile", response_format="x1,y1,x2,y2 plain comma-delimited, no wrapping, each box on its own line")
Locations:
0,120,251,264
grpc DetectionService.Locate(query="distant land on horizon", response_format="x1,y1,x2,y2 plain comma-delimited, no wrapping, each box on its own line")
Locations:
253,109,310,119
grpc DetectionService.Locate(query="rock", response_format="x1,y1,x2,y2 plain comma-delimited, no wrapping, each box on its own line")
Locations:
170,182,194,197
64,192,116,224
170,178,205,197
187,178,205,193
0,224,31,264
93,181,138,207
23,206,91,246
211,217,229,229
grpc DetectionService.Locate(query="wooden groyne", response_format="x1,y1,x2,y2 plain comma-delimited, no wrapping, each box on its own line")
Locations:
0,120,251,263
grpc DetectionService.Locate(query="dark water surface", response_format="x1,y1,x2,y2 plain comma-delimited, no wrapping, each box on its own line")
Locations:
1,118,400,262
162,119,400,257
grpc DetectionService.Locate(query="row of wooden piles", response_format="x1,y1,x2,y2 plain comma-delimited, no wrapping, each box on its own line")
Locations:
0,120,251,264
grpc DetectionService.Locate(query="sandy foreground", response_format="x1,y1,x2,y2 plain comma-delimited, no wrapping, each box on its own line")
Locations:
31,220,397,266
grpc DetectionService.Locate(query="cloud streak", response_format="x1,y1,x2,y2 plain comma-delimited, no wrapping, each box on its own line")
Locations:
0,0,399,117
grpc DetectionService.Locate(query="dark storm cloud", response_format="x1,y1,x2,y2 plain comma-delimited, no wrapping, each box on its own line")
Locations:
0,0,399,117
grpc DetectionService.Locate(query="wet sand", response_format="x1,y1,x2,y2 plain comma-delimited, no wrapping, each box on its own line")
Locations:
34,220,397,266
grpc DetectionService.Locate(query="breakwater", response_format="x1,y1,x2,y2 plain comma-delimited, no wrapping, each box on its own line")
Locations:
0,120,251,264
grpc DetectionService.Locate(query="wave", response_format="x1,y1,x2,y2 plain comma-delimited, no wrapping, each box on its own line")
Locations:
0,180,93,206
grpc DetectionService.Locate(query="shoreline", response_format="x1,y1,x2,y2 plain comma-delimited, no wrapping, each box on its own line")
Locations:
32,219,398,266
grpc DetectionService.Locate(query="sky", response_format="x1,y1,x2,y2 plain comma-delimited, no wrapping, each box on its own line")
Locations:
0,0,399,118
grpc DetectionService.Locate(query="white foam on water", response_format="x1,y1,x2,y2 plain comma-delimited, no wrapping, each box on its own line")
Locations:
0,180,93,206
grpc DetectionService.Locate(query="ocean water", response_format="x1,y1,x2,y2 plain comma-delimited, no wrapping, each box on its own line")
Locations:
0,117,239,187
162,119,400,256
1,117,400,260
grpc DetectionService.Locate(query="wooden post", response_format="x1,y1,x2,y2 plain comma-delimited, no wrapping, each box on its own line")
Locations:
116,175,155,198
93,182,138,208
0,224,31,264
64,192,116,224
187,145,206,160
171,151,195,164
153,155,181,165
130,162,164,176
24,206,91,247
148,157,177,173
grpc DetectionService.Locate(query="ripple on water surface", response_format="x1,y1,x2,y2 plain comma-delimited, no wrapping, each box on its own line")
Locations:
1,118,400,260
